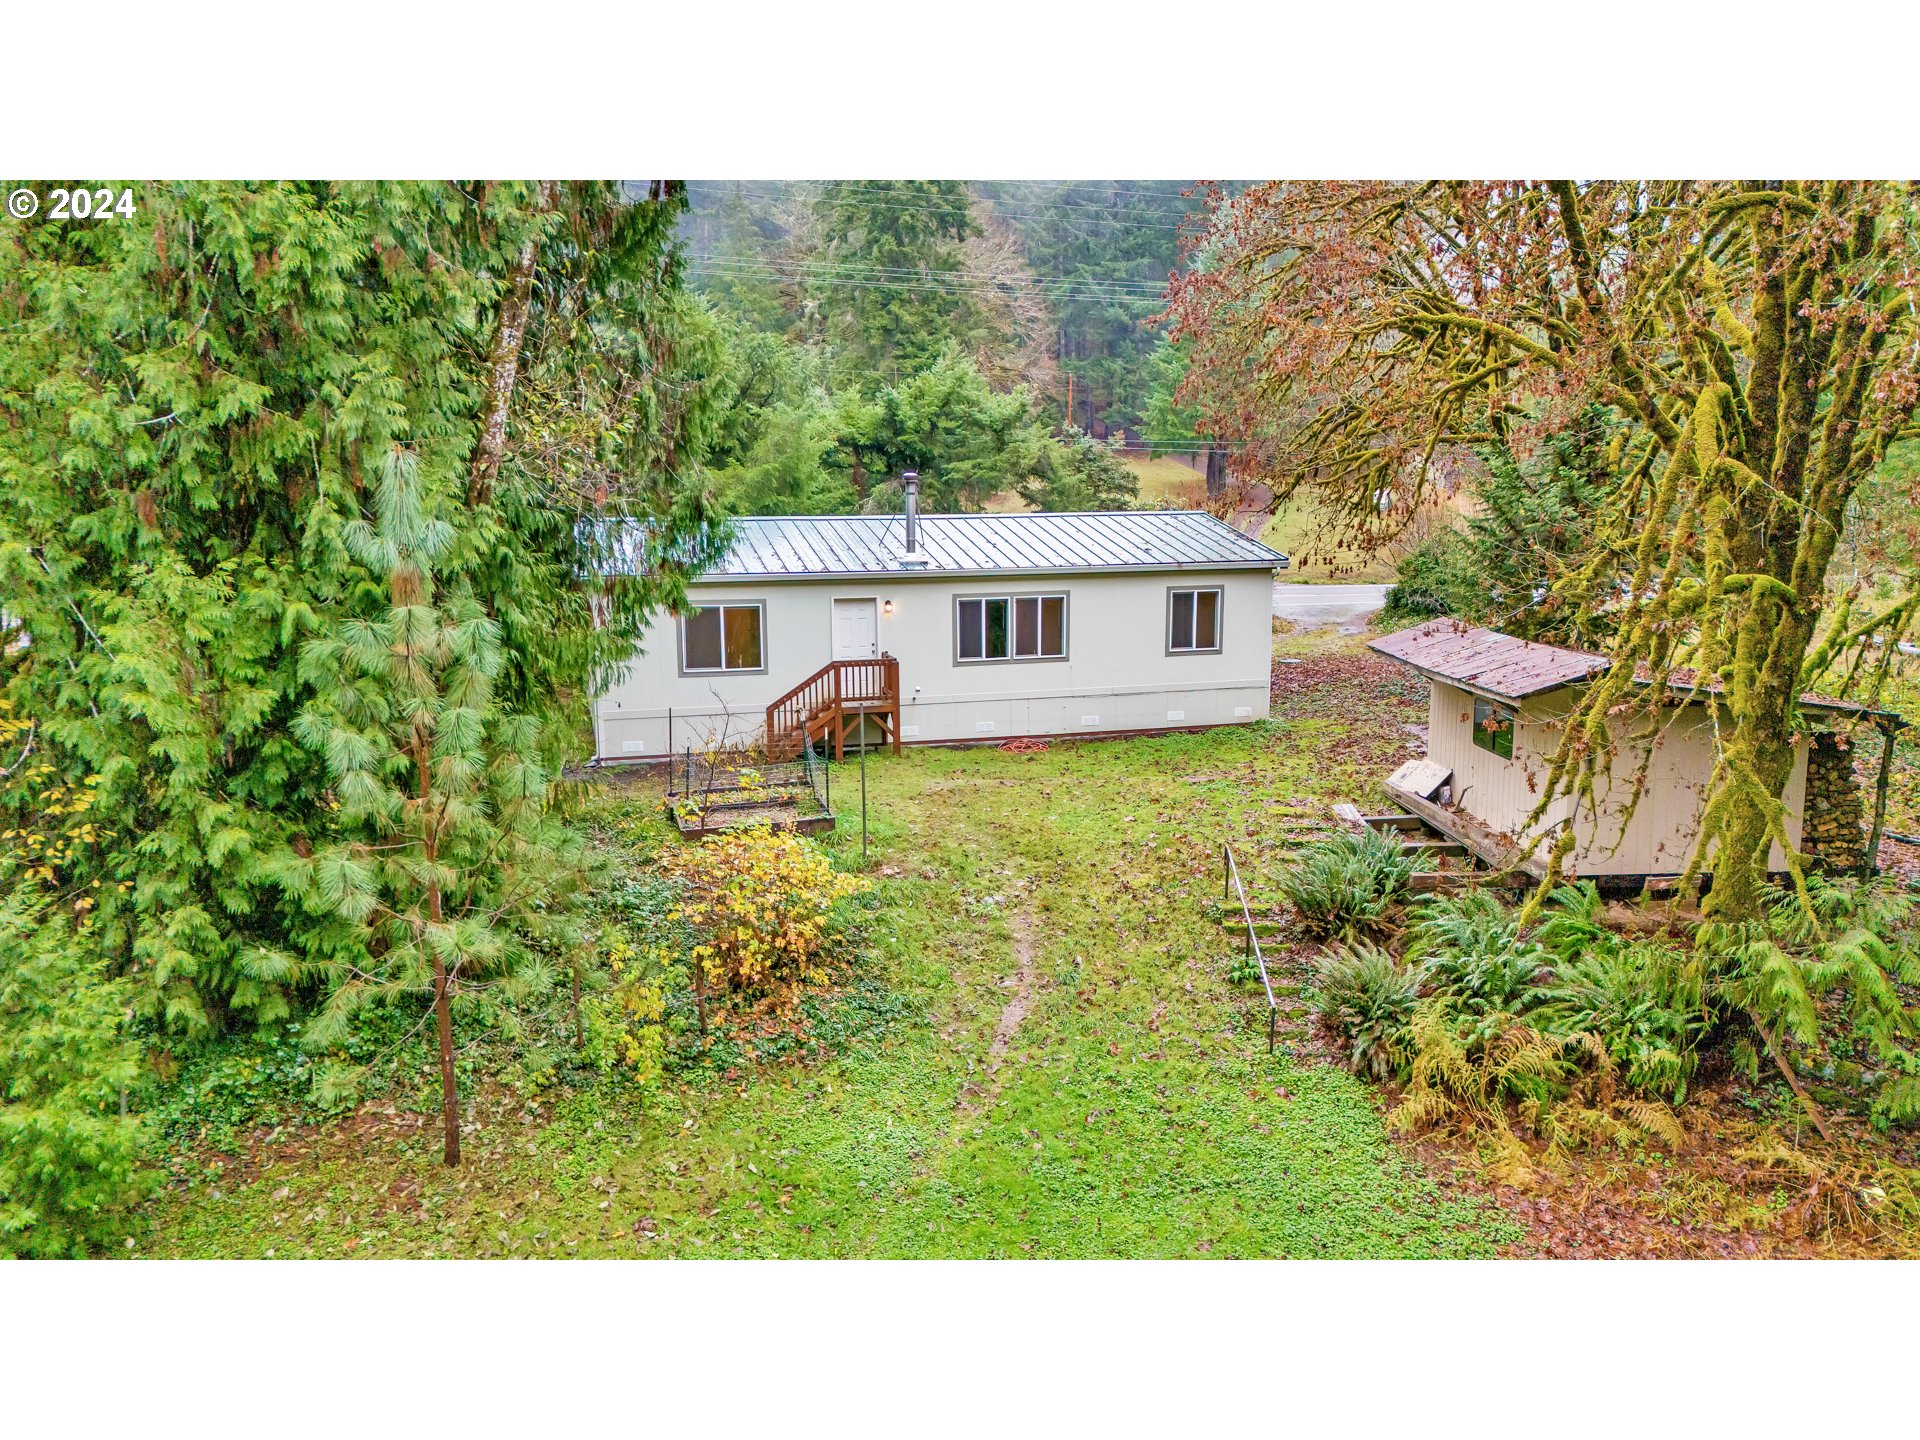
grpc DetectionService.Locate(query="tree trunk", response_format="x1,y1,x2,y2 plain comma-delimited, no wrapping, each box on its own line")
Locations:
468,180,558,508
1700,591,1814,922
432,952,460,1167
1707,721,1798,921
1752,1013,1834,1144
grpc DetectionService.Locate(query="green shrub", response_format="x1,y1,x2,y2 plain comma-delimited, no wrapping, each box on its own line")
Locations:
1532,880,1613,963
1276,829,1414,940
1406,888,1548,1018
1380,529,1482,629
1524,940,1706,1101
0,905,147,1257
1390,1001,1684,1184
1704,877,1920,1076
1311,939,1420,1080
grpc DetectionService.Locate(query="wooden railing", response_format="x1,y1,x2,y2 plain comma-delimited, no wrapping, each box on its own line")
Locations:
765,656,900,760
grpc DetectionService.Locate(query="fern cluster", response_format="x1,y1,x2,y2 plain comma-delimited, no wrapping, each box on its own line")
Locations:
1688,876,1920,1130
1275,828,1415,940
1311,883,1698,1168
1308,872,1920,1209
1407,889,1550,1022
1311,940,1420,1080
1388,1002,1685,1183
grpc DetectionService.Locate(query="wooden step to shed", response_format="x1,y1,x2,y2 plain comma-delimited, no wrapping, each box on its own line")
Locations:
1399,838,1469,858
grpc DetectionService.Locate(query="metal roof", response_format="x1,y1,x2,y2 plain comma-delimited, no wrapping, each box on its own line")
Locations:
606,511,1289,580
1370,622,1610,701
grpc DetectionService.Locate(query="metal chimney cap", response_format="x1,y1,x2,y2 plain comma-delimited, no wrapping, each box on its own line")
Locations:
901,471,925,562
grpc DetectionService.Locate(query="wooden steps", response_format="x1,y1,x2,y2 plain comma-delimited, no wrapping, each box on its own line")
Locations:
766,656,902,761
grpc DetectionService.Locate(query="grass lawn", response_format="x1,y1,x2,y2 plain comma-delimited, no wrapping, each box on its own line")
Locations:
140,710,1516,1259
985,455,1207,513
1257,502,1403,583
1125,453,1210,506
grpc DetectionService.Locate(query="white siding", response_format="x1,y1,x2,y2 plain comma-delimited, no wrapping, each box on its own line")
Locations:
1423,680,1807,876
593,569,1273,759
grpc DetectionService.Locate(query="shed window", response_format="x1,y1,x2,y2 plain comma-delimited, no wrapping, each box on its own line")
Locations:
957,594,1066,662
1168,587,1222,653
681,602,764,672
1472,696,1515,759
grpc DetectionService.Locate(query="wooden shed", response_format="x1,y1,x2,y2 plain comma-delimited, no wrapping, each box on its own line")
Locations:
1368,621,1904,883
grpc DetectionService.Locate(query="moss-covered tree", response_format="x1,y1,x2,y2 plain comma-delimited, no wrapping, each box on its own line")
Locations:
1167,181,1920,920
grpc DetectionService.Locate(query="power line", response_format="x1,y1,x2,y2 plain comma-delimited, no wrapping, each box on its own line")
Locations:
689,255,1168,287
688,271,1171,308
687,259,1173,304
684,183,1204,235
687,263,1169,299
691,179,1202,216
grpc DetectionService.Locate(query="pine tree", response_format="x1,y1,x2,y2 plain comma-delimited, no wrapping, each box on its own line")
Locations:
272,447,580,1166
1015,429,1142,513
815,180,981,379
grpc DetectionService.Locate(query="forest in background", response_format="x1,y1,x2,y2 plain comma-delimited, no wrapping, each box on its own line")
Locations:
0,179,1222,1257
675,180,1217,516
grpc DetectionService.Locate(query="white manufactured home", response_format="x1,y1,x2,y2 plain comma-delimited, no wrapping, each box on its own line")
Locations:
592,483,1289,762
1369,621,1904,882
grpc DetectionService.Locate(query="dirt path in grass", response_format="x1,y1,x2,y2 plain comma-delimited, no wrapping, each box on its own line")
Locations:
987,901,1038,1073
954,892,1038,1121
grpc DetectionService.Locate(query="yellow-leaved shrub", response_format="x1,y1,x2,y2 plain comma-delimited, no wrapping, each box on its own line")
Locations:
656,822,868,992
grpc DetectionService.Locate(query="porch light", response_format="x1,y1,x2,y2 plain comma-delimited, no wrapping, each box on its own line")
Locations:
882,599,895,617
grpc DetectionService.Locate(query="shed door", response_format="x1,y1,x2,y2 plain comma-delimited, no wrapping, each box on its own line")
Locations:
833,598,879,661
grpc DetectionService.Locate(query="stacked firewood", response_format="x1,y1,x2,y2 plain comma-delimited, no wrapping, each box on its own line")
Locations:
1802,732,1867,872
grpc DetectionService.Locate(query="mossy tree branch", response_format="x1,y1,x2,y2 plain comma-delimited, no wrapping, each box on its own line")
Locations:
1166,180,1920,920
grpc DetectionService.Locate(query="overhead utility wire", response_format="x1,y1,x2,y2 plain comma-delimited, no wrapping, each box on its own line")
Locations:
688,179,1202,216
688,261,1173,303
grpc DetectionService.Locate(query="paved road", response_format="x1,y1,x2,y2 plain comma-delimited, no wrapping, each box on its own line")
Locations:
1272,582,1390,632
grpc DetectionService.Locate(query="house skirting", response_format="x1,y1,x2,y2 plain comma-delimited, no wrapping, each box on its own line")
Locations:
596,681,1271,762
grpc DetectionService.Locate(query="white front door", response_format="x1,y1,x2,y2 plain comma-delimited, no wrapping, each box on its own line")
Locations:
832,598,879,661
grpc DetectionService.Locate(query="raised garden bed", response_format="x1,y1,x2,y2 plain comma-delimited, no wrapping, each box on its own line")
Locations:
673,799,836,840
666,751,836,840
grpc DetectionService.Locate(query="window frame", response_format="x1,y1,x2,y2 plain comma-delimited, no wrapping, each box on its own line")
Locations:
1471,695,1516,760
677,598,769,676
952,590,1070,665
1165,585,1225,656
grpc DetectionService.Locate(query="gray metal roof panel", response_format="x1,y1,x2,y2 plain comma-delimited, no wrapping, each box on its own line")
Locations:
605,510,1288,579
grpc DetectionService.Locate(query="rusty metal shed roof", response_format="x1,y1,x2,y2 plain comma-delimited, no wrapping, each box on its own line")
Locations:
1370,622,1610,701
1373,622,1906,725
603,511,1288,581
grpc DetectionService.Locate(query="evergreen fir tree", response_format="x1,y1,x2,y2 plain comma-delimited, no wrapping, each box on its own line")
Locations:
0,898,144,1256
